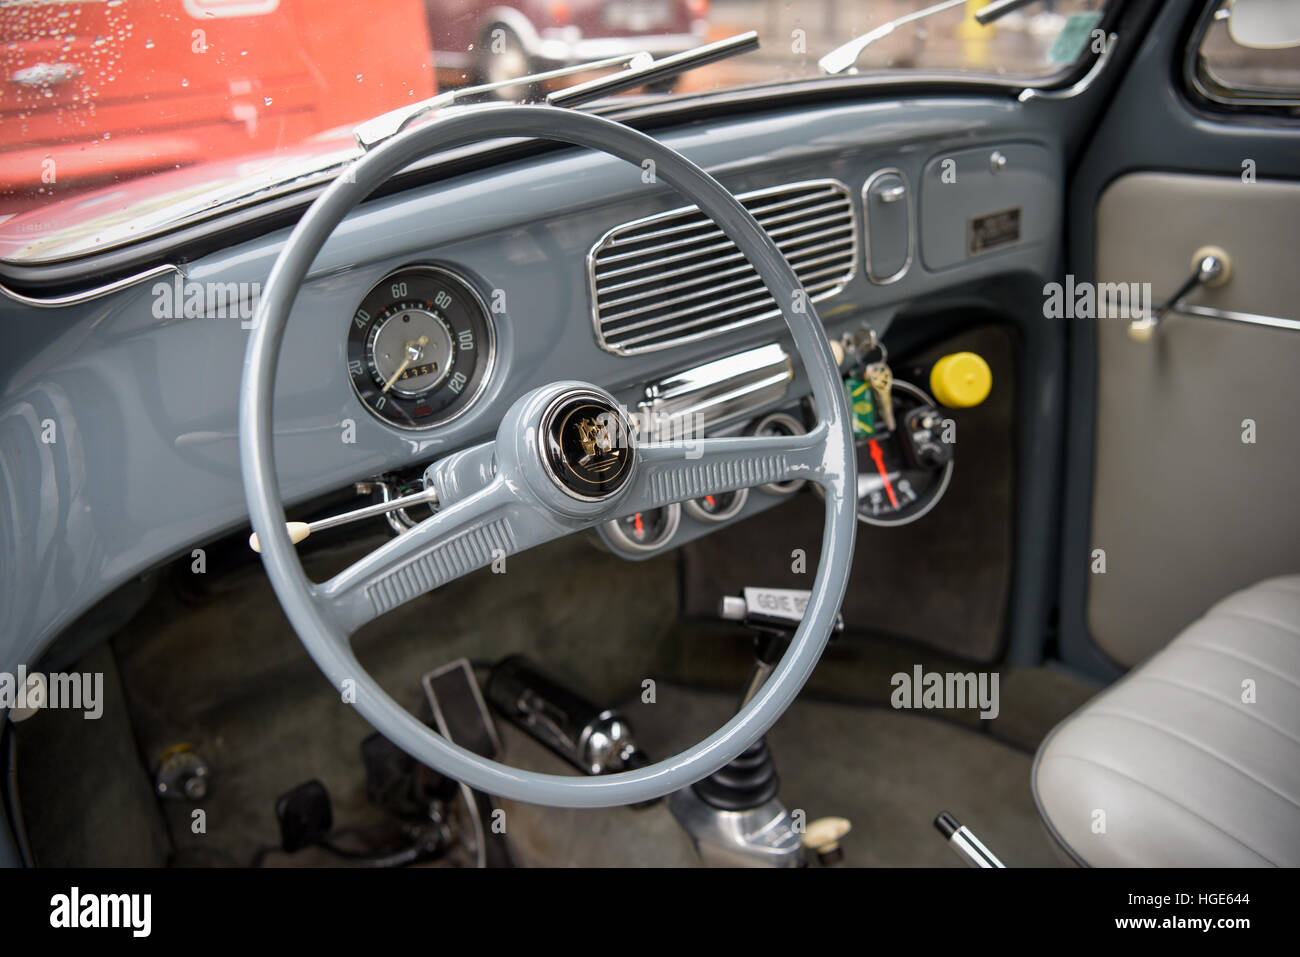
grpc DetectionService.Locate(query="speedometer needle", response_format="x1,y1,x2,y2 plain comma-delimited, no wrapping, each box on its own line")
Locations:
382,335,429,393
868,438,899,510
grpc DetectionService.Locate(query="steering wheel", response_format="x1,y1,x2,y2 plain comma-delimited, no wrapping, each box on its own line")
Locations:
239,104,857,808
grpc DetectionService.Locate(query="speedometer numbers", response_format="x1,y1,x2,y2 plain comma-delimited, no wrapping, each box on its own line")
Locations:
347,266,494,429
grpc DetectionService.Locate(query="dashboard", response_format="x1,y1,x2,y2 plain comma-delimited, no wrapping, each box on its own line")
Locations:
0,95,1061,665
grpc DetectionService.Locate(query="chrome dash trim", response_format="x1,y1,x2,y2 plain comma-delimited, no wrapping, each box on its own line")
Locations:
1018,33,1117,103
639,342,793,434
0,263,186,309
861,167,913,286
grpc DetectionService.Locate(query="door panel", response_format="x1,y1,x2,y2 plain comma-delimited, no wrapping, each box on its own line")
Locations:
1089,172,1300,666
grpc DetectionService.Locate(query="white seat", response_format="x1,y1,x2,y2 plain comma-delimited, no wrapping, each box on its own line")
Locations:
1033,576,1300,866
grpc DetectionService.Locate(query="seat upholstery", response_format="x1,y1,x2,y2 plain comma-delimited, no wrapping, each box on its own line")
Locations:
1034,576,1300,866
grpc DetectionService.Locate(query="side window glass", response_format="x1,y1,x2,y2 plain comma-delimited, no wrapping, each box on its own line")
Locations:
1189,1,1300,109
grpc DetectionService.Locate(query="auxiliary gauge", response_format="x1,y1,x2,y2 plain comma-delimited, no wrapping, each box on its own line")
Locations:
604,503,682,555
749,412,807,496
685,487,748,522
852,380,953,526
346,265,495,429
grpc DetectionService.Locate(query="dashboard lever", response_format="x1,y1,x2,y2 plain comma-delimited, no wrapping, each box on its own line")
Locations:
248,485,438,552
877,184,907,204
720,586,844,639
935,811,1005,868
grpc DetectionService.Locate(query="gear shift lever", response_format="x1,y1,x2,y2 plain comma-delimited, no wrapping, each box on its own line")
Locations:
669,587,843,867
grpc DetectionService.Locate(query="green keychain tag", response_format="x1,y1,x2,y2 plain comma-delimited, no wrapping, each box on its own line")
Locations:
847,376,875,437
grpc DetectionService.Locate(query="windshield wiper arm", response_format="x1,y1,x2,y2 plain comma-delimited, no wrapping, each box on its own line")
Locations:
820,0,968,75
354,31,760,151
353,53,642,151
546,31,759,107
973,0,1044,26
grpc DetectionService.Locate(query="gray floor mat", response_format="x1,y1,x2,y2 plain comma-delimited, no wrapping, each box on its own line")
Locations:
498,684,1063,867
108,532,682,866
26,527,1075,867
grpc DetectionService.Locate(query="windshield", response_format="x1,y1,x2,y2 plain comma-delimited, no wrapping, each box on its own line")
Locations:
0,0,1107,258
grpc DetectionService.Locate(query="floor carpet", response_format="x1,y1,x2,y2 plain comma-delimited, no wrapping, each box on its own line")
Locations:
17,528,1083,867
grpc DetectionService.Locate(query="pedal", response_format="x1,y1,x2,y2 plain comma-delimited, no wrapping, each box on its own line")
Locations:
361,731,456,820
275,779,333,853
422,659,513,867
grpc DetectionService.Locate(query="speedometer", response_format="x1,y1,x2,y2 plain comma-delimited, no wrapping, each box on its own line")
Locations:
346,265,495,429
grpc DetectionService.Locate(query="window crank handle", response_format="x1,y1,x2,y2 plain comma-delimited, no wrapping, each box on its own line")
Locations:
1129,248,1231,343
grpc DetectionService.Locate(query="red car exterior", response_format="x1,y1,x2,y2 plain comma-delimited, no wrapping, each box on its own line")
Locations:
0,0,434,199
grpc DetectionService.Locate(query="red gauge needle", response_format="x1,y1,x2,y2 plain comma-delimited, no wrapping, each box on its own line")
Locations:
633,513,645,539
868,439,899,509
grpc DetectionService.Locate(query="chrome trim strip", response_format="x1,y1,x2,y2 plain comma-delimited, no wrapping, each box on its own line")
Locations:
600,193,850,255
588,178,858,356
596,204,852,269
640,342,793,434
1177,304,1300,333
604,259,848,338
1018,33,1116,103
595,231,852,297
594,217,853,282
596,241,851,310
0,262,186,309
612,275,845,349
861,167,913,286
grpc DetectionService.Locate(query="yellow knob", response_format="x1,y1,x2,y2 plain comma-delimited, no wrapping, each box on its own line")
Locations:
930,352,992,408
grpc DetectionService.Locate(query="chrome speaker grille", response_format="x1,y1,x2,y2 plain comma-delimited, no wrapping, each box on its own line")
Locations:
589,179,857,355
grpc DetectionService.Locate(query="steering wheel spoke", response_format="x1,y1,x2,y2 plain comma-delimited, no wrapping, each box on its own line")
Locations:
626,423,829,514
313,477,569,635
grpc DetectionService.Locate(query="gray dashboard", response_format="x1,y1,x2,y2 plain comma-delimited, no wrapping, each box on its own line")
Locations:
0,95,1061,670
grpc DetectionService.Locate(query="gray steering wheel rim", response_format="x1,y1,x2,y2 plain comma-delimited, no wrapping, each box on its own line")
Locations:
239,103,857,808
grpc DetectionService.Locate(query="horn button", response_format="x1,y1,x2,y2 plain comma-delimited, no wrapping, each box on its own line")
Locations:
540,390,636,501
